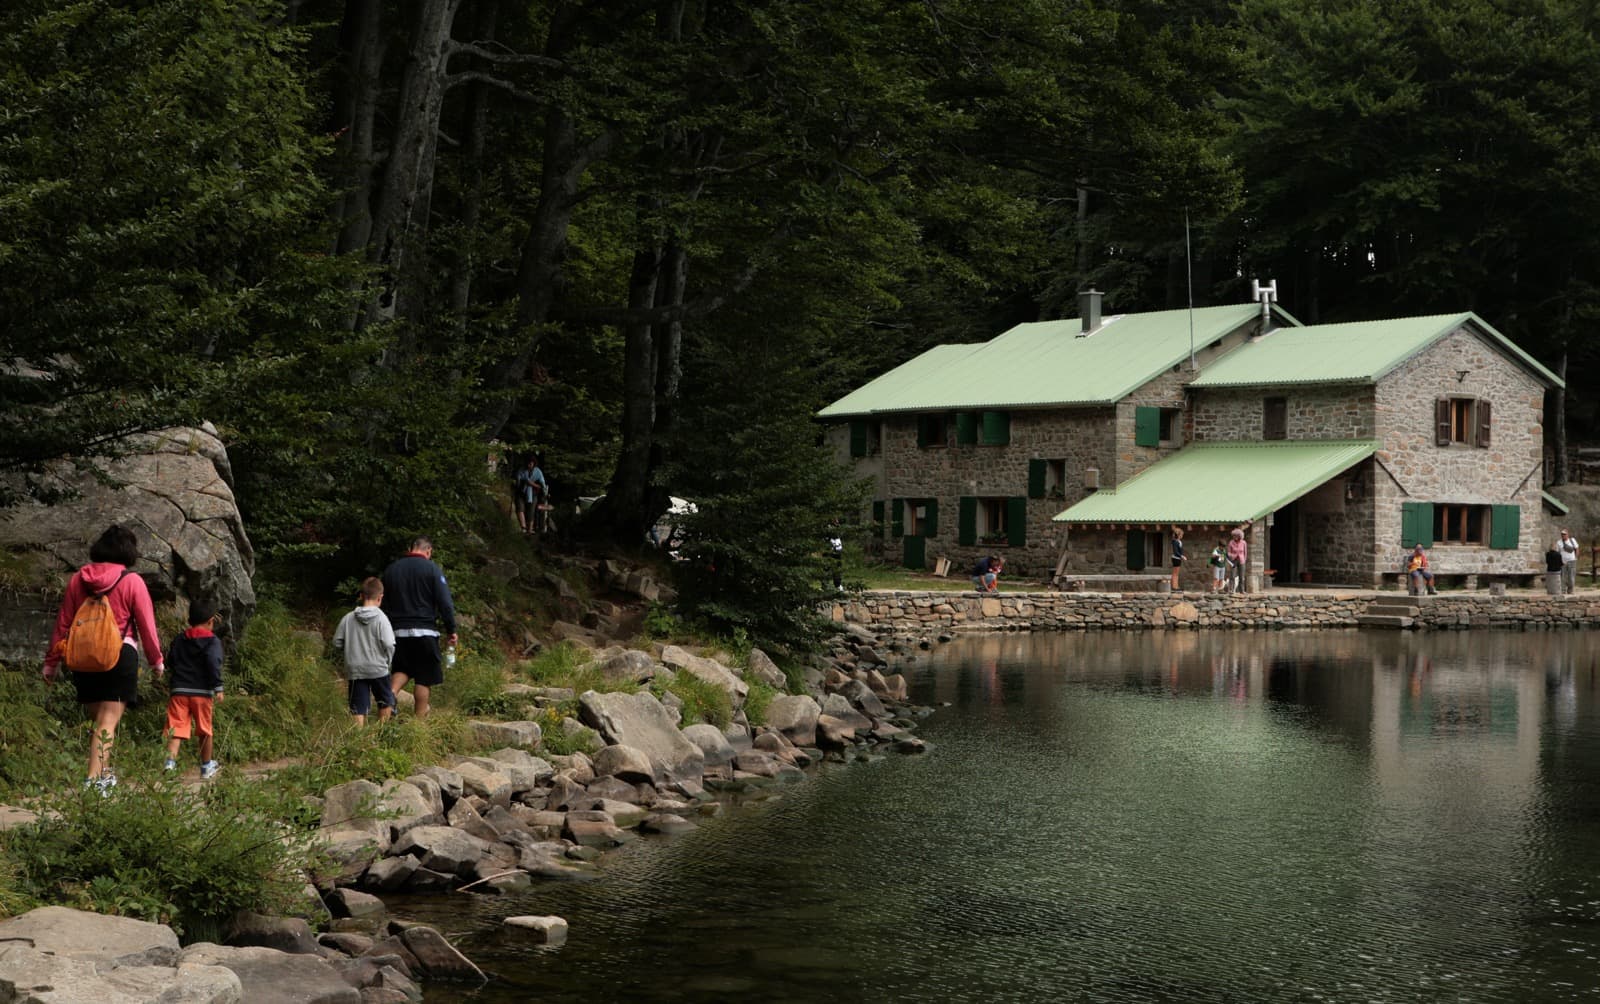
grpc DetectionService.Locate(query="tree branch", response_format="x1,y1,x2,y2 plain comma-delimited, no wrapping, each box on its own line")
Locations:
442,70,542,102
444,39,562,69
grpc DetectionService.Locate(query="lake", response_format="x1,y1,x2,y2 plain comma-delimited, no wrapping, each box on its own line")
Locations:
402,630,1600,1002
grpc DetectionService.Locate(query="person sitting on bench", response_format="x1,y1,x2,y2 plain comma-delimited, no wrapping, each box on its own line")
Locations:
1406,543,1437,595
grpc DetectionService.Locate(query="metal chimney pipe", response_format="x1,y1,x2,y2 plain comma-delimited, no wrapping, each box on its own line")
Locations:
1077,289,1103,336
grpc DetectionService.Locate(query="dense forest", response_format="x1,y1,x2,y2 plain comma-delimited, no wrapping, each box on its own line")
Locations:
6,0,1600,644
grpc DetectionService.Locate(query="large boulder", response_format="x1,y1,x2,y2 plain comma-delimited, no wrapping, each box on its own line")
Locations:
679,724,736,770
0,943,242,1004
0,906,179,969
591,744,655,784
179,943,362,1004
659,645,749,707
390,825,512,880
764,695,821,747
320,781,391,854
577,690,705,784
0,424,256,664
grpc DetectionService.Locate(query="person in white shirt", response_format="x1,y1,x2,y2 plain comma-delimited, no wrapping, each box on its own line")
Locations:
1559,528,1581,594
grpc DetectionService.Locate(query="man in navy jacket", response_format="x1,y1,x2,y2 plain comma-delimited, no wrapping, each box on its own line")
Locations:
381,536,457,719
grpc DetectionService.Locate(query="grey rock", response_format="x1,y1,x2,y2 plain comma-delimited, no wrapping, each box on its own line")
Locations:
764,694,821,746
0,906,179,969
819,693,873,734
390,826,508,880
586,798,649,828
745,647,788,689
439,757,513,805
640,813,699,835
227,913,319,955
445,799,502,844
733,750,784,778
321,781,390,853
680,723,737,769
358,856,416,893
413,766,464,805
839,678,888,718
393,926,484,983
0,425,256,666
815,714,857,749
466,720,542,748
179,943,361,1003
577,690,705,784
318,932,375,957
503,916,567,945
591,743,655,784
596,648,658,683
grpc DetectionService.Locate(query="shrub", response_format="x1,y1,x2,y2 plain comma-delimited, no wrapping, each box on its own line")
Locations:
271,714,468,794
743,680,778,727
655,671,731,729
2,763,316,942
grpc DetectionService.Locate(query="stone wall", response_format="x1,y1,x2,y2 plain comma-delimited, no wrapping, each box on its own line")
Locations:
836,590,1600,635
1193,384,1376,442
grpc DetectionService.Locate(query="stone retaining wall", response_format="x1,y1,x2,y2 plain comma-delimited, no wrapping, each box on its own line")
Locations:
836,590,1600,634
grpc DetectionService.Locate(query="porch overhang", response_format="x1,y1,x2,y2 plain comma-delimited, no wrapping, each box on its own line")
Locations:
1052,440,1379,526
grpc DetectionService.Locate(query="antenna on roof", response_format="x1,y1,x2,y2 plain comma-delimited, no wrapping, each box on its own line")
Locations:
1251,278,1278,338
1185,209,1196,370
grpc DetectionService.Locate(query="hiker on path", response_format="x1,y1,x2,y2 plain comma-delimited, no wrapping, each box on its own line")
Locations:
333,577,396,727
42,524,166,792
163,599,224,778
516,454,549,535
381,536,457,719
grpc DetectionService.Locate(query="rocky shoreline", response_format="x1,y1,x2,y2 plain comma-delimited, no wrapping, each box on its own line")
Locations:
0,631,927,1003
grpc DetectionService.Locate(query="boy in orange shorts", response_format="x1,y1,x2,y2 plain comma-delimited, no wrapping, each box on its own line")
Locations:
163,599,224,778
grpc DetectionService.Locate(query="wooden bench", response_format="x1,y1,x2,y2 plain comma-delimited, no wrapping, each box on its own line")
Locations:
1379,572,1541,592
1055,574,1172,593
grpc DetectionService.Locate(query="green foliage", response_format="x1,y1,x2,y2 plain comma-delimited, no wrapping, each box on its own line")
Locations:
642,603,686,640
218,598,345,764
2,765,316,942
534,706,601,757
270,715,468,795
653,671,732,730
742,681,778,728
441,650,514,717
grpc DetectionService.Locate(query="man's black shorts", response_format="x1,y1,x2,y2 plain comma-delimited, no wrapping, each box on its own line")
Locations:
392,635,443,687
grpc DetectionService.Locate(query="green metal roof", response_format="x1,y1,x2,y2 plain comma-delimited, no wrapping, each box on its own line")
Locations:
1053,440,1378,525
1543,491,1570,515
819,303,1294,418
1189,312,1563,390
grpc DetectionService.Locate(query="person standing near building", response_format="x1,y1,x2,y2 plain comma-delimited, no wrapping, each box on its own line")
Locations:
1559,528,1580,594
1209,538,1228,594
381,536,457,719
1226,526,1248,593
1169,527,1185,592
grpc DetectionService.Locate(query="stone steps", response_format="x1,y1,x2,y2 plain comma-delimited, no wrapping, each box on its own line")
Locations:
1358,593,1428,628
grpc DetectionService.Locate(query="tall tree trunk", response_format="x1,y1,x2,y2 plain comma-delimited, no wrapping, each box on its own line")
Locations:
450,0,499,325
602,245,666,538
362,0,464,330
331,0,383,261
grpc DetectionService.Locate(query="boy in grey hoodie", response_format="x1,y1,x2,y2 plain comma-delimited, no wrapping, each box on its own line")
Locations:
332,577,396,726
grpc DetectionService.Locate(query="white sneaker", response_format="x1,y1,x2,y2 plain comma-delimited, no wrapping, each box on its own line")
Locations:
164,759,177,771
199,760,219,779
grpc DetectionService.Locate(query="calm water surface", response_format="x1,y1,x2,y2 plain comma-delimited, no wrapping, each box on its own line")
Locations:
409,630,1600,1002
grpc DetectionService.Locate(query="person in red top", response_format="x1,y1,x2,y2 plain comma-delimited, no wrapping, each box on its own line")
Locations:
42,524,166,791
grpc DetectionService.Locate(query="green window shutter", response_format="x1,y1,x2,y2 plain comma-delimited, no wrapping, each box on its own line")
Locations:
902,535,926,570
1477,400,1492,448
1401,501,1434,548
1126,530,1146,570
1134,406,1160,447
849,420,867,458
958,496,977,546
1490,504,1520,549
923,498,939,537
982,410,1010,445
955,412,978,445
1027,459,1047,499
1007,496,1027,547
871,500,885,533
891,499,904,538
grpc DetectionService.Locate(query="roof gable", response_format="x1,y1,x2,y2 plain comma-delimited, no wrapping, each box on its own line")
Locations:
1189,312,1563,390
819,303,1298,419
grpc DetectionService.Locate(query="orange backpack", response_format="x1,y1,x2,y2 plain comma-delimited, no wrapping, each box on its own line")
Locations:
58,570,130,672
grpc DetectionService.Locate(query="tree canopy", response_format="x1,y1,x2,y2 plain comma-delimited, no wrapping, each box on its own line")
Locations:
4,0,1596,645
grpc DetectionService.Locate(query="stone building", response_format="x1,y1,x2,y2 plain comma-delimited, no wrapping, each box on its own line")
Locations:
821,293,1564,589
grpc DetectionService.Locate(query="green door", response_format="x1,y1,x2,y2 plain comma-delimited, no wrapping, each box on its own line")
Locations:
902,535,926,570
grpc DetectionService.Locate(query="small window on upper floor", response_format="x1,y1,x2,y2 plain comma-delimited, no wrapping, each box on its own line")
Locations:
917,414,949,449
1436,397,1491,448
1263,397,1287,440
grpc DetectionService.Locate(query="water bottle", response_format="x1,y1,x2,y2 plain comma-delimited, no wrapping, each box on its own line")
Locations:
445,644,457,669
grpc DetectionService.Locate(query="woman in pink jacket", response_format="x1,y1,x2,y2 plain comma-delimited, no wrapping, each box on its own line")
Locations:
1226,526,1249,594
43,524,166,791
